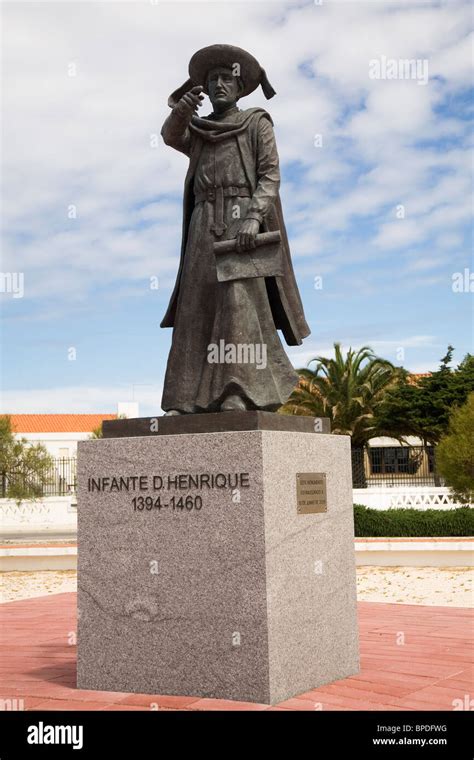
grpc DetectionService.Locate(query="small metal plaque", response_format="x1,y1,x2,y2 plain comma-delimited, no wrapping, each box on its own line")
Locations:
296,473,327,514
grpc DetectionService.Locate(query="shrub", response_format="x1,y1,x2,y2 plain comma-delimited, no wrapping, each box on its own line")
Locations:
436,393,474,504
353,504,474,537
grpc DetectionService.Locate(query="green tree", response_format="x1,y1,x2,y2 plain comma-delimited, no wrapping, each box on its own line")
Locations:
436,393,474,504
0,416,54,502
376,347,474,445
280,342,400,442
279,343,401,486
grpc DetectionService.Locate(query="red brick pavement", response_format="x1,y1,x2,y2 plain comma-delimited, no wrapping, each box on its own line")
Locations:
0,593,472,711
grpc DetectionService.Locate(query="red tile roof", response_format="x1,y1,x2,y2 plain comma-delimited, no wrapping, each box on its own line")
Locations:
2,414,117,433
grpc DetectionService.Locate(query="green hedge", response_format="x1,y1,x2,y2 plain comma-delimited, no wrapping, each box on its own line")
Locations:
354,504,474,537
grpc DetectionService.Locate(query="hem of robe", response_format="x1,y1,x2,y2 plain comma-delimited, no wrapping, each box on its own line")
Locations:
162,374,299,415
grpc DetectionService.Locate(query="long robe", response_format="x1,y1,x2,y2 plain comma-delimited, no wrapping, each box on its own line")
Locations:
160,105,310,413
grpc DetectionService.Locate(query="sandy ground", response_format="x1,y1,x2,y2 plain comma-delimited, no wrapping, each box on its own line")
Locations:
0,568,473,606
357,566,473,607
1,571,77,603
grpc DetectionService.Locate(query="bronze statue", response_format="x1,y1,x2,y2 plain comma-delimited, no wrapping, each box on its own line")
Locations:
160,44,310,415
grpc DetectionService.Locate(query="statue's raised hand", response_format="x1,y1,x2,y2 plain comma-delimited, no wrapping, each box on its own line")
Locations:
176,86,204,117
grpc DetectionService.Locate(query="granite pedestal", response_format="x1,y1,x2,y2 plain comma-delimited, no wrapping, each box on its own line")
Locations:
77,419,359,705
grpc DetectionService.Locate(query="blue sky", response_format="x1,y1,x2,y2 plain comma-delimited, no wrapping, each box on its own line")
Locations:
1,0,472,416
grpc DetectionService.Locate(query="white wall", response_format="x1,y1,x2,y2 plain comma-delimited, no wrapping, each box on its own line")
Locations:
0,496,77,533
18,432,89,458
353,486,469,510
367,436,424,447
117,402,139,418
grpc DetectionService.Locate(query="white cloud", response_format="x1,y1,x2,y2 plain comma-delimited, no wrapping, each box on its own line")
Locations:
2,0,471,373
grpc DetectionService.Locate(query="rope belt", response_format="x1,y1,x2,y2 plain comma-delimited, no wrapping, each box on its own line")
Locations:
194,186,252,237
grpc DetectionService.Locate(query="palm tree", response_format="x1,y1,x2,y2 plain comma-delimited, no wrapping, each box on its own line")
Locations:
89,424,103,439
280,343,401,486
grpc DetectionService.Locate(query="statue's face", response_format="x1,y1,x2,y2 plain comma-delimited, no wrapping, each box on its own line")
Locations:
207,67,241,111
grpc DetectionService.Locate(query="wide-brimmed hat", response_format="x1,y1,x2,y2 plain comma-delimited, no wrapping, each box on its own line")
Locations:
168,44,276,108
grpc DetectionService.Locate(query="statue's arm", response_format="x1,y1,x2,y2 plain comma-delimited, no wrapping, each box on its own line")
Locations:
161,104,193,156
245,117,281,224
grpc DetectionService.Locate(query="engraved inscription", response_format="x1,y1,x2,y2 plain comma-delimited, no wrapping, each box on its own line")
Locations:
86,472,250,514
296,473,327,514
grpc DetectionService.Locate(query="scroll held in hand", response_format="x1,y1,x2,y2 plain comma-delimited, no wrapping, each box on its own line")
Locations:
214,231,283,282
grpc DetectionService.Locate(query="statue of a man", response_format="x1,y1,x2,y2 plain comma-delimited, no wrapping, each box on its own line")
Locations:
160,44,310,415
